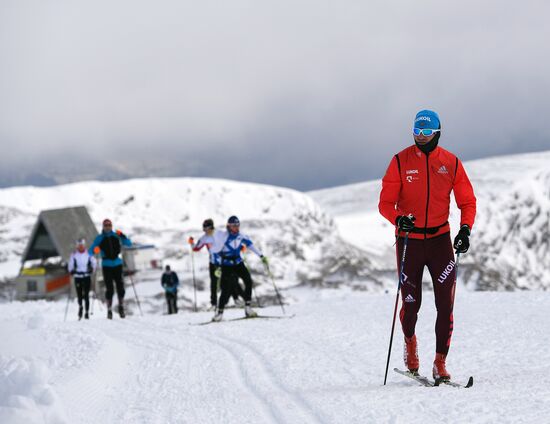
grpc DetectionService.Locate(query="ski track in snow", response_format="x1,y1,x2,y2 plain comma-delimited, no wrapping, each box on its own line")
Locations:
2,290,550,423
200,331,325,424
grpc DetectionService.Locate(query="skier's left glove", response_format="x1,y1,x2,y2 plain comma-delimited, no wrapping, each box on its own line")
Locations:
214,267,222,278
188,237,194,245
453,225,471,253
261,256,269,265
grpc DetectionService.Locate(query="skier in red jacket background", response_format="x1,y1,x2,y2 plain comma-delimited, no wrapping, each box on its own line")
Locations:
379,109,476,381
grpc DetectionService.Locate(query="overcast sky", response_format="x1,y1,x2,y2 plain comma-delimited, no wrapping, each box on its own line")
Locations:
1,0,549,190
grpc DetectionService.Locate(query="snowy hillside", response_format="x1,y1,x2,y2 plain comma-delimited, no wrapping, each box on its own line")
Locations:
1,290,550,423
310,150,550,290
0,178,380,303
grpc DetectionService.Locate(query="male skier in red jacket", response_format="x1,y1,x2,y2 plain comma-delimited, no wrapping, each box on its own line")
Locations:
379,109,476,381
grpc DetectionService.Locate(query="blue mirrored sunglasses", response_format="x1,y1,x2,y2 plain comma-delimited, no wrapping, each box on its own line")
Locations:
413,128,440,136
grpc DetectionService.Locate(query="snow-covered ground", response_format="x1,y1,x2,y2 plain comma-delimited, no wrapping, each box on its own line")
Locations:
1,288,550,423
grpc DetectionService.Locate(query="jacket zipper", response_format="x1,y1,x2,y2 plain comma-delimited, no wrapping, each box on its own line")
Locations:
424,153,430,240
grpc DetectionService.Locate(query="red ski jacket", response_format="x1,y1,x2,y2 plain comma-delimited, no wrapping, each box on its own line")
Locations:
379,145,476,239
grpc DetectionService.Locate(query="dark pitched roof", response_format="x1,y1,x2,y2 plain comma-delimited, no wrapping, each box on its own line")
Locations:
22,206,98,262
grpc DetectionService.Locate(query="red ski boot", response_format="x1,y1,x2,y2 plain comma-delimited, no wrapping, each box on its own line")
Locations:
433,353,451,381
403,335,419,374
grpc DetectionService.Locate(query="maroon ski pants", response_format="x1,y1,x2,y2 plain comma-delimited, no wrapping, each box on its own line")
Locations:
396,232,457,355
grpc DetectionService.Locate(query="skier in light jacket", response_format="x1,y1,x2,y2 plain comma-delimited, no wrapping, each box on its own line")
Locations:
204,216,268,322
68,238,97,320
189,218,243,310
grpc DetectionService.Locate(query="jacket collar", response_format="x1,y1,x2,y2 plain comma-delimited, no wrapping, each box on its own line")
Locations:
412,144,440,159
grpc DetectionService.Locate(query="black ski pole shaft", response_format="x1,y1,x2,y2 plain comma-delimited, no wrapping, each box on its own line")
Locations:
266,264,285,314
129,273,143,316
64,281,72,322
384,232,409,385
190,246,197,312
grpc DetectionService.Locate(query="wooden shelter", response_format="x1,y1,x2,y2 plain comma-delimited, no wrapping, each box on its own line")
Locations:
16,206,98,300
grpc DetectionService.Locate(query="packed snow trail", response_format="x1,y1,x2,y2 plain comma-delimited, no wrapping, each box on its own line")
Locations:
2,290,550,423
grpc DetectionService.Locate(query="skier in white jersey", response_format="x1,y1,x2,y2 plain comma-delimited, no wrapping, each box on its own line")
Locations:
189,218,243,309
207,216,268,322
68,238,97,320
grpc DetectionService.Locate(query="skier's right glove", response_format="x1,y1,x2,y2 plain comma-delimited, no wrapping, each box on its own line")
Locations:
453,225,471,253
395,215,416,232
261,256,269,266
188,237,194,245
214,267,222,278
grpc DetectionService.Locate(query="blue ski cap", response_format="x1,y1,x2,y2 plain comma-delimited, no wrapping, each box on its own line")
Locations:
414,110,440,130
227,215,240,225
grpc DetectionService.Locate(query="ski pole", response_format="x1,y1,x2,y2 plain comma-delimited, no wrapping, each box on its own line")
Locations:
128,273,144,316
384,232,410,385
64,280,72,322
264,263,285,314
189,244,198,312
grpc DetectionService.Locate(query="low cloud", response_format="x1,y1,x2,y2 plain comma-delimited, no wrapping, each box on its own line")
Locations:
1,0,549,189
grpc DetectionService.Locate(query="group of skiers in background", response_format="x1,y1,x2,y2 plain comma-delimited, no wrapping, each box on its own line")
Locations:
65,109,476,384
188,216,268,321
67,214,266,323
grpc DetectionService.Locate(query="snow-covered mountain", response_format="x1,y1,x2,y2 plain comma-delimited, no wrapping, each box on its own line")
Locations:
0,178,379,297
1,150,548,295
310,150,550,291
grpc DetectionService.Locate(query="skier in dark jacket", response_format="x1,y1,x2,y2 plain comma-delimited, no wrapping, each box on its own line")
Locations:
89,218,132,319
379,110,476,381
161,265,179,314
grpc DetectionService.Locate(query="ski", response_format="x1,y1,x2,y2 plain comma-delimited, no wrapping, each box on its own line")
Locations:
393,368,435,387
227,314,295,322
435,376,474,388
189,314,295,326
394,368,474,388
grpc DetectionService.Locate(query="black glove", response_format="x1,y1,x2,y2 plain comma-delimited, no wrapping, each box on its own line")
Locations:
453,225,470,253
395,215,416,232
70,270,76,276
